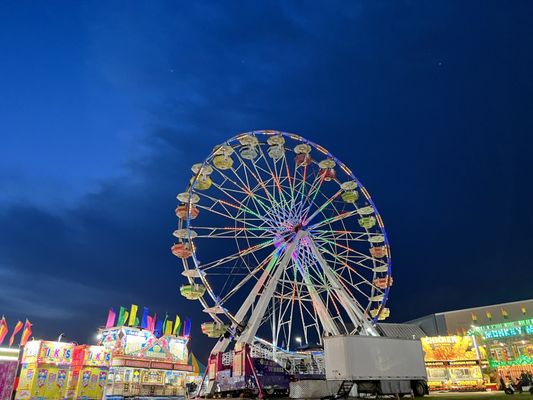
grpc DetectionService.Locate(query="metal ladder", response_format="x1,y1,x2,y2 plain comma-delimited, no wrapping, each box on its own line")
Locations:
336,380,354,398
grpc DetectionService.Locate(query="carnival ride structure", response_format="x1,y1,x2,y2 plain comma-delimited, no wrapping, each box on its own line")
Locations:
172,130,395,397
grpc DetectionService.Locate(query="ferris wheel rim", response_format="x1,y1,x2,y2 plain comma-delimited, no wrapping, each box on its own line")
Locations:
179,129,392,336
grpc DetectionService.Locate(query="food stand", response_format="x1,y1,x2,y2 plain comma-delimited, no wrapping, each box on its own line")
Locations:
470,318,533,382
99,326,195,397
421,335,486,391
15,340,74,399
66,345,111,399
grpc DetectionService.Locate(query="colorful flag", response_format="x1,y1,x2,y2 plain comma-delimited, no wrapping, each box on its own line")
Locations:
164,321,173,336
128,305,138,326
146,315,153,332
172,315,181,336
105,308,116,328
0,317,8,345
134,317,139,327
182,318,191,337
20,320,33,346
141,307,149,329
117,306,127,326
155,319,163,338
150,314,157,332
162,313,169,333
501,308,508,319
9,321,23,347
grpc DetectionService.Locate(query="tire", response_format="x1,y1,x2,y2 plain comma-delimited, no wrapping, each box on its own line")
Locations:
504,388,514,395
412,381,426,397
529,387,533,395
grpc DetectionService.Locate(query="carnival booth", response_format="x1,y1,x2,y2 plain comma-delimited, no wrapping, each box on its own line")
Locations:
65,345,111,399
15,340,74,399
421,335,486,391
0,347,20,399
470,318,533,381
99,326,194,397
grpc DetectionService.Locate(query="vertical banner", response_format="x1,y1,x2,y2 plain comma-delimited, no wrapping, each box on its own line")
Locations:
172,315,181,336
9,321,23,347
20,320,33,346
141,307,149,329
117,307,127,326
105,308,116,328
182,318,191,337
164,321,173,336
128,305,138,327
0,317,8,345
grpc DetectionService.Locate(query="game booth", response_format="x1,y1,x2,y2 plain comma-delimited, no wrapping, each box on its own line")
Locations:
470,318,533,382
421,335,486,391
15,340,110,400
66,345,111,399
98,326,196,398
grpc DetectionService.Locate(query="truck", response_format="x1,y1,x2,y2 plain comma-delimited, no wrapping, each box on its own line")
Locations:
324,335,428,397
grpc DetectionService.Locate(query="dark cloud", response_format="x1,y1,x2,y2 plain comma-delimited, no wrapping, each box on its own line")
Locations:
1,1,532,360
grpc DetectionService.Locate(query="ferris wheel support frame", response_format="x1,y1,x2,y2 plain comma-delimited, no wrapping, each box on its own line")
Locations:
237,230,305,345
307,236,379,336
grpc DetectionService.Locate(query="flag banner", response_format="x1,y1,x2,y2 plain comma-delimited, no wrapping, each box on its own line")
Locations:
164,321,173,336
182,318,191,337
150,314,157,332
141,307,149,329
162,313,169,333
155,319,163,338
172,315,181,335
105,308,116,328
128,304,138,326
0,317,8,345
9,321,23,347
20,320,33,346
117,306,127,326
501,308,508,319
134,317,139,327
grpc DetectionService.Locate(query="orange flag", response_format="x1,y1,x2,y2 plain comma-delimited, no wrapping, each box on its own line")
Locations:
20,320,33,346
9,321,23,347
0,317,8,345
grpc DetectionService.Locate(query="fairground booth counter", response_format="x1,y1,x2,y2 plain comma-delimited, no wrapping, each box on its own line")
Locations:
16,340,74,399
469,318,533,381
421,335,487,391
15,340,109,400
98,326,198,397
66,345,111,399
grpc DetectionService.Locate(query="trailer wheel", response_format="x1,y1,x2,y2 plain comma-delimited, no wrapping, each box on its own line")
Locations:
412,381,426,397
529,387,533,394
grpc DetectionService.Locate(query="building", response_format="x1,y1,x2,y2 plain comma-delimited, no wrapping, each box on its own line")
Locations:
410,298,533,385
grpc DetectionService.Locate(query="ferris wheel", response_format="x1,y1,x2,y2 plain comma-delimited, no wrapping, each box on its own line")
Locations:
172,130,392,353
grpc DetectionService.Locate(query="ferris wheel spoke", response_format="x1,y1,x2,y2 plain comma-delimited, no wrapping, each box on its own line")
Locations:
312,243,384,296
302,189,343,226
191,226,273,240
211,180,274,224
219,248,278,304
199,239,274,272
197,190,277,229
308,209,365,231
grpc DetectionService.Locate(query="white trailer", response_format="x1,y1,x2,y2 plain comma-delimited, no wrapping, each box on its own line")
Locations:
324,335,428,397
